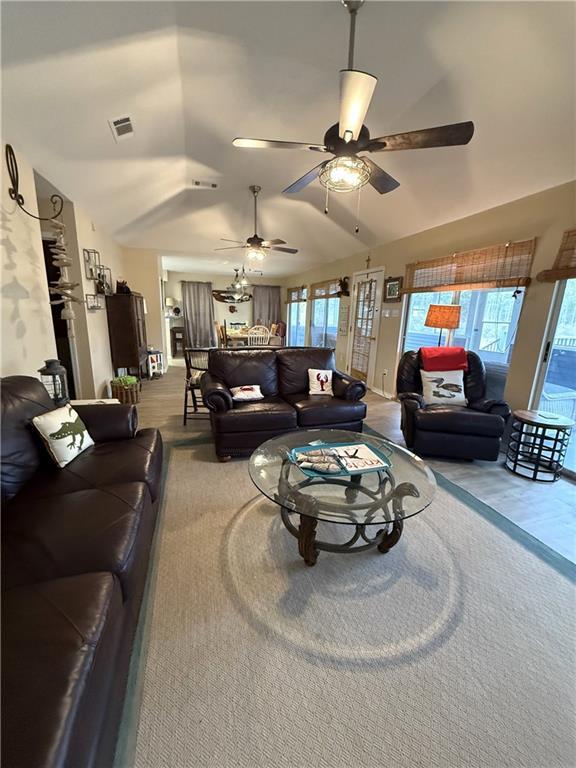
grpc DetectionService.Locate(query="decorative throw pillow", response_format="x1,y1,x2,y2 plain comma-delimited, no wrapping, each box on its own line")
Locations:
308,369,334,395
230,384,264,402
32,405,94,468
421,369,467,406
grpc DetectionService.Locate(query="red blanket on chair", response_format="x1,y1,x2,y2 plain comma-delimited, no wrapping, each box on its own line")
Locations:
420,346,468,371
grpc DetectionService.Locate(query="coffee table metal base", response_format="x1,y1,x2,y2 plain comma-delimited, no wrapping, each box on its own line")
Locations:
280,507,404,567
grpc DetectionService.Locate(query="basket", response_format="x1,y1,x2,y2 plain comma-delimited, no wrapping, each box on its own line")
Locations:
111,381,140,405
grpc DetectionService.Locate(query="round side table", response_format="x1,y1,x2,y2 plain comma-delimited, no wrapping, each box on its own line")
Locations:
505,409,575,482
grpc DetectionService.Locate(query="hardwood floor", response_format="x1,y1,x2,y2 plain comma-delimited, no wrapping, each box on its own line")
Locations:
138,364,576,564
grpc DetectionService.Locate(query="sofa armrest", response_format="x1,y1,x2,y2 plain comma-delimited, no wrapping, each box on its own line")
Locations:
398,394,424,449
73,404,138,442
332,370,367,402
469,399,511,420
398,392,425,408
201,372,233,412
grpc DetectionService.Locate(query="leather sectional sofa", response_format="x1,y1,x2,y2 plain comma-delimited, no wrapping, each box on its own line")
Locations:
397,350,511,460
1,376,163,768
201,347,367,459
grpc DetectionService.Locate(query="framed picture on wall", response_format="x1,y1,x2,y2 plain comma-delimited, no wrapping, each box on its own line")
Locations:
83,249,100,279
384,276,403,303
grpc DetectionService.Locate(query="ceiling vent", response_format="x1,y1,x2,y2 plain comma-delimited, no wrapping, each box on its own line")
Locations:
109,116,134,142
190,180,218,190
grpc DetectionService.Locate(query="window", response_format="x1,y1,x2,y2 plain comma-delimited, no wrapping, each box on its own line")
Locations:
286,286,307,346
403,287,524,366
310,280,340,348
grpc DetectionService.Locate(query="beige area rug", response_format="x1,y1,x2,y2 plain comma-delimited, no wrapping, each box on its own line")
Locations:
118,438,575,768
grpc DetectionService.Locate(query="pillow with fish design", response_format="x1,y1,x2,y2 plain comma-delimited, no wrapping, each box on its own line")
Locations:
32,404,94,467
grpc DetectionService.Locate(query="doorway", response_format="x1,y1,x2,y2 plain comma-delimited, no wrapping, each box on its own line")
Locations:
533,278,576,475
42,239,76,398
347,269,384,387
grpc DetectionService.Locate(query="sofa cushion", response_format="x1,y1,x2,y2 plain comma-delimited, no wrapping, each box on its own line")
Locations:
1,376,54,502
208,349,278,396
1,573,123,768
211,396,297,433
284,394,367,427
2,482,153,600
276,348,336,395
12,428,163,503
414,405,505,437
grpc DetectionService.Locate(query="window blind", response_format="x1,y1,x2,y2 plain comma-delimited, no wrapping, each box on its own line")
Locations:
310,279,340,299
403,238,536,294
537,229,576,282
286,286,308,303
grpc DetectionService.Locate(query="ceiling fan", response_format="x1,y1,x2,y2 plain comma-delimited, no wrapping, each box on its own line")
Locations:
212,267,253,304
233,0,474,198
215,185,298,261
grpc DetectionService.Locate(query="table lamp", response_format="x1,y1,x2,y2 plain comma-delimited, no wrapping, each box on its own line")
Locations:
424,304,461,346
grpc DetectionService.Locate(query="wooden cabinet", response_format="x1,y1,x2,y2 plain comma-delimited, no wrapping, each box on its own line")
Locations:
106,293,148,377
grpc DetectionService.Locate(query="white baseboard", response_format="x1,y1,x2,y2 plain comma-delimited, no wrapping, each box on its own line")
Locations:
369,386,396,401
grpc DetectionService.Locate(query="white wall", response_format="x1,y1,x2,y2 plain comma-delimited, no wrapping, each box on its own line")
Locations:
1,146,57,377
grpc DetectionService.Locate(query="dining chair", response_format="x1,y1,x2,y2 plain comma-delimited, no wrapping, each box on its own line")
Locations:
183,347,211,424
247,325,271,346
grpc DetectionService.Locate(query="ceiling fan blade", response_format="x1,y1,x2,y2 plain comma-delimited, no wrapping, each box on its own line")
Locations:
261,239,286,246
214,246,245,251
282,161,328,194
363,158,400,195
233,138,327,152
368,121,475,152
220,238,244,244
271,246,298,254
339,69,378,141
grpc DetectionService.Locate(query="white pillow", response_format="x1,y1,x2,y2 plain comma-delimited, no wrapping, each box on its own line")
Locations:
308,369,334,396
230,384,264,402
32,405,94,468
421,369,467,406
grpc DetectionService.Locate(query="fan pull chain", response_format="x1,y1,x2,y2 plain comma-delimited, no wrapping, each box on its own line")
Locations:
324,187,330,216
355,187,361,234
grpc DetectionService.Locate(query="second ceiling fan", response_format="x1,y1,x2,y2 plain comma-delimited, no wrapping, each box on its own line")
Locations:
215,185,298,261
233,0,474,197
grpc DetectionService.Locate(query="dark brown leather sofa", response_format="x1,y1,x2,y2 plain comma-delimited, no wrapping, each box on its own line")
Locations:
1,376,163,768
201,347,367,459
397,350,511,461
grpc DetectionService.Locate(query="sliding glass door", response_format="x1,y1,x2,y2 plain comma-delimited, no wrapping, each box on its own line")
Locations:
310,280,340,348
536,279,576,473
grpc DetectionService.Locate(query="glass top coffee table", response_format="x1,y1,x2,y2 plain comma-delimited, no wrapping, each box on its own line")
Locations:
249,429,436,566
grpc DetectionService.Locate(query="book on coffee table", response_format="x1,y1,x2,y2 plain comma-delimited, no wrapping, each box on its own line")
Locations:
333,444,390,473
289,441,391,477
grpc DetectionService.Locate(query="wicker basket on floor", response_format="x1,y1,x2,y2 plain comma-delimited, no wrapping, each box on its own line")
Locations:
111,381,140,405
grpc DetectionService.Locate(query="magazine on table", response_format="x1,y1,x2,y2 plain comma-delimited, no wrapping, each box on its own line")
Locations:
332,444,390,472
290,441,390,476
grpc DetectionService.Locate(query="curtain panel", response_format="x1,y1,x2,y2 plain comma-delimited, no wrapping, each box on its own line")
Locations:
253,285,282,328
403,238,536,294
181,281,217,348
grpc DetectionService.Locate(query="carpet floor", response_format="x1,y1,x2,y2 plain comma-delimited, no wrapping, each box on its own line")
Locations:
116,436,576,768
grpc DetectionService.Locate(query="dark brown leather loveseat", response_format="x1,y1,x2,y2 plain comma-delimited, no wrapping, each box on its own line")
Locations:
397,350,511,461
201,347,367,460
1,376,163,768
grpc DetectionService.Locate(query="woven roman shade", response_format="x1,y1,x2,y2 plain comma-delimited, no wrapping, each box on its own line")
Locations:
403,238,536,294
537,229,576,282
286,286,307,303
310,279,340,299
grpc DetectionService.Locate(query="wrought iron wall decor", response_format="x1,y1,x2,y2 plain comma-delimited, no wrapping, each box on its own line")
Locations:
83,249,101,279
5,144,64,221
85,294,104,311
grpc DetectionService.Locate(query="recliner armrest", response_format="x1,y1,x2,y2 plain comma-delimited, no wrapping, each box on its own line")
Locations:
73,404,138,442
398,392,425,408
332,370,367,402
201,373,233,412
469,399,511,420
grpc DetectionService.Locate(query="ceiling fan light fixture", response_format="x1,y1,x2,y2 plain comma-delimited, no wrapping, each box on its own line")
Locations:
319,155,371,193
247,246,266,261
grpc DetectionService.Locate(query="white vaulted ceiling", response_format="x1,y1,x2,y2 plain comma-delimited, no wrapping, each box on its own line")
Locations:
2,1,574,276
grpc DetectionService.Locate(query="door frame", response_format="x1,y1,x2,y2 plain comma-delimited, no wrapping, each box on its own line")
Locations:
530,279,569,409
345,268,385,389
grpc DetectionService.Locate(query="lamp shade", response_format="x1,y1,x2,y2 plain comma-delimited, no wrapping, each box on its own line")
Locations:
165,297,175,307
424,304,461,330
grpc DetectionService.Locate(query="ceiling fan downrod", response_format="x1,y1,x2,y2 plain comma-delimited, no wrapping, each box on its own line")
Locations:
343,0,364,70
249,184,261,235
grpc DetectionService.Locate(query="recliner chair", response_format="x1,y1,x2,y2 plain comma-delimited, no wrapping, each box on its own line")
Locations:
396,350,511,461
